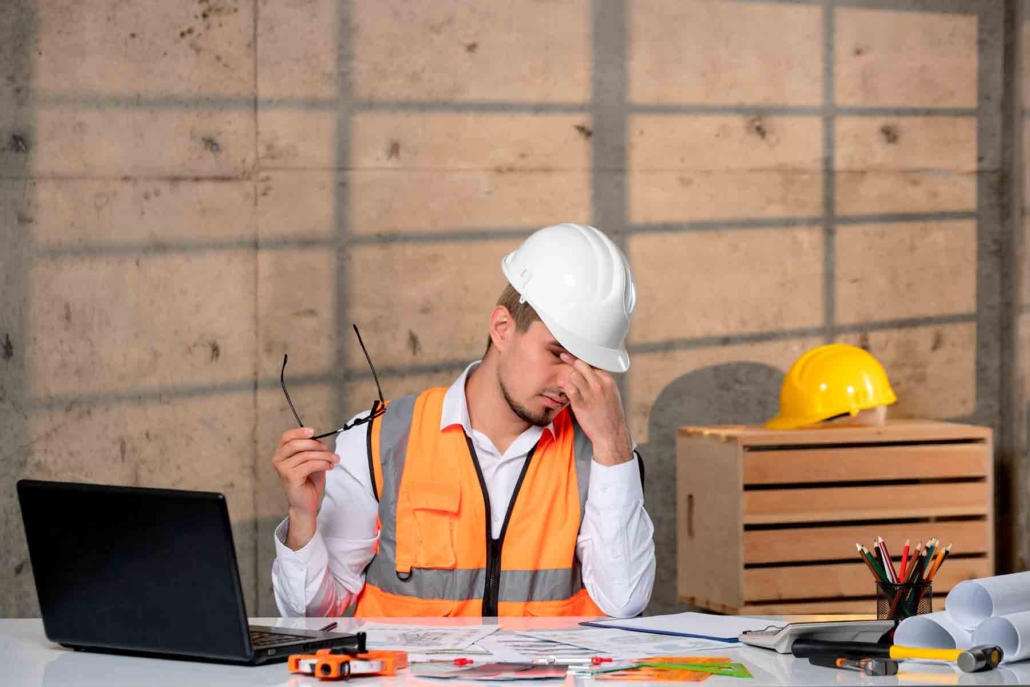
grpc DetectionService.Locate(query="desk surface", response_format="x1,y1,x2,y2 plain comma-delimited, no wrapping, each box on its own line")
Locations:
4,616,1029,687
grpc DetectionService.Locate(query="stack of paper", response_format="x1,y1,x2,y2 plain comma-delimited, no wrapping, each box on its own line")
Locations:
895,571,1030,663
359,622,498,652
360,623,601,663
515,627,732,659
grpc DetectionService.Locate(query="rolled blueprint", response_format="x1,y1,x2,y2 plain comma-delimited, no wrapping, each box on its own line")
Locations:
946,572,1030,630
972,610,1030,664
895,611,972,649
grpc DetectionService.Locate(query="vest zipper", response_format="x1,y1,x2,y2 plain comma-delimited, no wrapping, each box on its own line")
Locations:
464,433,536,617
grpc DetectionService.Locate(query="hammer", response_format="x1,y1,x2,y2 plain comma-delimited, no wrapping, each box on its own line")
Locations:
793,639,1003,673
890,645,1003,673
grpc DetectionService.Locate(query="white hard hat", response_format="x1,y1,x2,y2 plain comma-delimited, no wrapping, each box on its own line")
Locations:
501,223,636,372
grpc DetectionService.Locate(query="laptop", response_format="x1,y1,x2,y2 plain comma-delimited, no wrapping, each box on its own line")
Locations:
17,479,365,665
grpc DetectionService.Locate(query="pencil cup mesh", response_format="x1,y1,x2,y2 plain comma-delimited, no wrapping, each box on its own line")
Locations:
876,582,932,621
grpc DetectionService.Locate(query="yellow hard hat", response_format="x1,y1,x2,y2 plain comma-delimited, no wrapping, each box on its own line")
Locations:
766,343,897,430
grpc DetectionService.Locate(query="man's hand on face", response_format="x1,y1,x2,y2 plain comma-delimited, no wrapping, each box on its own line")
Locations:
558,352,634,466
272,427,340,550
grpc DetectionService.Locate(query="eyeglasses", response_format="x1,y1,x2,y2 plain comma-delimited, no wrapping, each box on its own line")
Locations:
280,324,386,440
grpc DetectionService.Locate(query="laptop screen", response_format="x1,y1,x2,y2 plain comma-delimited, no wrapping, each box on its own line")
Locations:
17,480,253,661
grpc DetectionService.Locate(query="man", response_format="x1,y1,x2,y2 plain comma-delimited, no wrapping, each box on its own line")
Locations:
271,223,655,617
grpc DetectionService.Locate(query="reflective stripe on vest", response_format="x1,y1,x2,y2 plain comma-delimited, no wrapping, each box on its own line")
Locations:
356,388,598,616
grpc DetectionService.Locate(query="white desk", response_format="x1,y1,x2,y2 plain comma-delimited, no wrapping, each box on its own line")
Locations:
4,616,1030,686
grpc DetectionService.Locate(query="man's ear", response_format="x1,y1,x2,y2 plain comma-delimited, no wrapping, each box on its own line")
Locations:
489,306,515,353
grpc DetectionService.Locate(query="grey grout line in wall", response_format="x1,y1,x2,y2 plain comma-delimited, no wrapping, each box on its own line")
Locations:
250,0,261,610
630,312,978,356
822,2,837,343
630,105,978,117
972,2,1007,431
731,0,989,14
24,312,978,411
333,0,354,477
591,0,631,404
27,211,980,259
25,91,981,118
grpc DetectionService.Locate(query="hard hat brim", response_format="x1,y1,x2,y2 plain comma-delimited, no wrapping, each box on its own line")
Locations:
534,306,631,373
764,415,812,430
765,394,897,430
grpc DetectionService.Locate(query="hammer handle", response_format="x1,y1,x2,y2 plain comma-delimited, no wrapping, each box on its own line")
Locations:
889,646,962,661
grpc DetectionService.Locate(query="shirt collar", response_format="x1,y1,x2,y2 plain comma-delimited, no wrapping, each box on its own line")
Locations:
440,361,556,439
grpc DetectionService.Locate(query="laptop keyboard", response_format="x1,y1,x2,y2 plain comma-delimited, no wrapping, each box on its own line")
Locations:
250,629,315,649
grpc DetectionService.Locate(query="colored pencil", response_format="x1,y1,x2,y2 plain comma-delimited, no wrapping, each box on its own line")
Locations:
913,541,924,575
857,543,883,581
927,544,952,582
875,538,891,582
899,539,910,581
879,537,899,583
905,548,927,584
874,538,887,582
861,544,888,582
922,538,938,580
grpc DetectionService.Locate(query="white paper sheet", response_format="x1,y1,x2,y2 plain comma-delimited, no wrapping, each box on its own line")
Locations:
475,630,598,662
946,571,1030,630
410,662,569,681
584,612,772,641
405,643,494,663
515,627,736,658
973,610,1030,664
894,611,973,650
359,622,498,651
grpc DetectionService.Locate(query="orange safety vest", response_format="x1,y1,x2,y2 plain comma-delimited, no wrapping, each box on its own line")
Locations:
352,387,604,617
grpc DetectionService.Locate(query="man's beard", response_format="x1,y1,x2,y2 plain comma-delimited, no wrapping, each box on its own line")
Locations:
499,377,558,428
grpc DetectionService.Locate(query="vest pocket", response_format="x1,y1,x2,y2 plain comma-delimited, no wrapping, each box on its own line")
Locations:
406,481,461,570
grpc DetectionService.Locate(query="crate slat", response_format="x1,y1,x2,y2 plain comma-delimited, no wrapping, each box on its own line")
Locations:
739,600,879,616
743,444,988,485
682,597,880,616
744,520,990,564
744,556,989,602
744,482,989,525
680,420,991,447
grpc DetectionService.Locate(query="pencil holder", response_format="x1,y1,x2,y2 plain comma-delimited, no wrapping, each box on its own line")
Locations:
876,582,932,621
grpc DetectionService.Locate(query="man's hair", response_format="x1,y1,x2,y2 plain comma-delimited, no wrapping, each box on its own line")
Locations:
486,284,540,353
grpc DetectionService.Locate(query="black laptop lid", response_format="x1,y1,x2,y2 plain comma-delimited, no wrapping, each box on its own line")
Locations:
17,480,253,661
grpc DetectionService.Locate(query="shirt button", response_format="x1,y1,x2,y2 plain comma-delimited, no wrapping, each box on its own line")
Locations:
612,549,622,560
600,485,609,494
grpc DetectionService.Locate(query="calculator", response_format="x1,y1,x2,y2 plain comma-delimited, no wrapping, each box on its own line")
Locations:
739,620,896,654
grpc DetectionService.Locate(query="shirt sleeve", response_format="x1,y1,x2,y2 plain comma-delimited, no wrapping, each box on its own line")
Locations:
577,452,656,618
271,411,381,617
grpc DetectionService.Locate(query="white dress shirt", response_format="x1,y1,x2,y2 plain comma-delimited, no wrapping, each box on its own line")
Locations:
271,362,656,618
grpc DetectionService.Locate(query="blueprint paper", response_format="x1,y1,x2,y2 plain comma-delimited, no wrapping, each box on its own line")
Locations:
359,622,498,652
516,627,735,659
946,572,1030,630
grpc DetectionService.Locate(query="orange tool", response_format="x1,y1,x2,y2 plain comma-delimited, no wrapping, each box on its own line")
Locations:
288,648,409,680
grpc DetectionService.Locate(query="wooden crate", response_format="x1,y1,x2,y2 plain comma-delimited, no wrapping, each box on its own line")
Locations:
676,420,994,615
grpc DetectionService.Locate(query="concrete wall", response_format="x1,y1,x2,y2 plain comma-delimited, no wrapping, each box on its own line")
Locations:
0,0,1023,617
